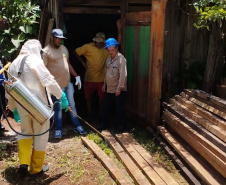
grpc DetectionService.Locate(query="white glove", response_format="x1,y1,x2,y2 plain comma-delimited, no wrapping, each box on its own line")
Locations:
75,76,81,90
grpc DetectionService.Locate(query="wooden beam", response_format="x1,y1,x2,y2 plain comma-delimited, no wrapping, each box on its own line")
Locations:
146,126,202,185
58,0,63,28
120,0,128,55
186,95,226,123
115,133,168,185
158,126,225,185
128,0,151,4
173,96,226,142
81,137,133,185
101,130,151,185
63,7,120,14
147,0,167,127
163,110,226,178
125,11,151,25
118,133,179,185
44,18,54,47
38,0,50,47
180,92,226,131
164,102,226,158
63,0,120,6
184,89,226,114
63,0,151,6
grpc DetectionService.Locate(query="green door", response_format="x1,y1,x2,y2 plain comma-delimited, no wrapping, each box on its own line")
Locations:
124,12,151,122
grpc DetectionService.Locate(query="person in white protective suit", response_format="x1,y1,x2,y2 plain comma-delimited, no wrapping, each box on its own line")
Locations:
6,39,69,178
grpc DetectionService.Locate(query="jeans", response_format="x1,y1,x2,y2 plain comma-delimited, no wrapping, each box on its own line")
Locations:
52,82,81,130
101,91,126,128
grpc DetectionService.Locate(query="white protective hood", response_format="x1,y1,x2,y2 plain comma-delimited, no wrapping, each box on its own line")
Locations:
19,39,42,58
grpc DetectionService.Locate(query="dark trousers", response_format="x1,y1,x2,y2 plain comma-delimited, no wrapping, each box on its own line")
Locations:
101,91,126,128
0,85,6,124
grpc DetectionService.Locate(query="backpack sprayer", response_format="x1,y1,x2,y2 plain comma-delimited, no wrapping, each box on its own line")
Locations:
0,62,54,136
0,62,105,139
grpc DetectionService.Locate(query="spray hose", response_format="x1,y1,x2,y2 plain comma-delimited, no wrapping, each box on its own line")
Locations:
68,107,105,140
0,95,55,137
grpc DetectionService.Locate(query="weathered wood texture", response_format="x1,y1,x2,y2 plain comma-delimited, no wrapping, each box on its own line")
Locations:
115,133,179,185
146,126,201,185
62,0,151,14
147,0,167,127
162,0,210,102
101,130,151,185
161,89,226,184
158,126,225,185
81,137,133,185
124,12,150,124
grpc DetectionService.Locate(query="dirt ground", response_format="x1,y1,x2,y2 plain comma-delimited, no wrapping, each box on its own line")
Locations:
0,117,117,185
0,116,189,185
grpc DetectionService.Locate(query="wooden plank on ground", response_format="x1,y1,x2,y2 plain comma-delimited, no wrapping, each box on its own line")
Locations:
158,126,225,185
174,95,226,141
166,100,226,152
115,133,167,185
163,110,226,178
119,133,179,185
147,126,202,185
101,130,151,185
81,137,133,185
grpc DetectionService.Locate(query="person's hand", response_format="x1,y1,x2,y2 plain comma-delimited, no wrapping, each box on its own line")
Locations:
13,109,21,123
75,76,81,90
115,89,121,96
60,92,69,112
117,19,122,30
102,84,106,92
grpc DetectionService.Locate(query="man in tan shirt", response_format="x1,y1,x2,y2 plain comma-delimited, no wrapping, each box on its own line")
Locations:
43,29,87,138
99,38,127,132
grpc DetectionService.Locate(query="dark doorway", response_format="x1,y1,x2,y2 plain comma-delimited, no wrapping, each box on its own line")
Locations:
63,13,120,122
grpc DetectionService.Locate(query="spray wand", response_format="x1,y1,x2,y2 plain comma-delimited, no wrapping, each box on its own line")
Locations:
68,107,106,140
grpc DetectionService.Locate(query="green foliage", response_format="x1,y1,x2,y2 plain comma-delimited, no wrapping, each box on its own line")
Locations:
173,61,206,89
192,0,226,29
0,0,40,61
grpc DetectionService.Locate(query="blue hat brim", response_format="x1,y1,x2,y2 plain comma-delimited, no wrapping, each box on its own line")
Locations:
105,43,119,49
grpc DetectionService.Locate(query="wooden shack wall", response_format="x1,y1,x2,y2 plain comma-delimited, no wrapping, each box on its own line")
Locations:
162,0,209,103
40,0,213,127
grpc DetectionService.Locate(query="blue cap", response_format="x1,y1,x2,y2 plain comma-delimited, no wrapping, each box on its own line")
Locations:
51,29,66,39
105,38,119,49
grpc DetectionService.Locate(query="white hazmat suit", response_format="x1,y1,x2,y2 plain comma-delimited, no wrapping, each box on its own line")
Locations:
7,39,63,175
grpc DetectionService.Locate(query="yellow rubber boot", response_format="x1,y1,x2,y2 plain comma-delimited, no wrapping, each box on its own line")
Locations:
18,139,32,165
29,149,45,175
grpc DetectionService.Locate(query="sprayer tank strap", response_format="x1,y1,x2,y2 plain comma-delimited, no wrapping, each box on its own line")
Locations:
17,55,28,78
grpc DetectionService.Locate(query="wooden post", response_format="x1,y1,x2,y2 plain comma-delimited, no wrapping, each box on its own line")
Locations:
44,18,54,47
147,0,167,128
38,0,50,47
120,0,128,55
58,0,63,29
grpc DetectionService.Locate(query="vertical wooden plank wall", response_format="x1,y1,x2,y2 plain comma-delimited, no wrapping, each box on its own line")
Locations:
147,0,167,128
125,23,150,122
125,27,135,111
137,26,150,117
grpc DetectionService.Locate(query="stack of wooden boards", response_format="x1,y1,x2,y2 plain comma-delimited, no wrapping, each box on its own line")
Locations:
159,89,226,185
81,130,179,185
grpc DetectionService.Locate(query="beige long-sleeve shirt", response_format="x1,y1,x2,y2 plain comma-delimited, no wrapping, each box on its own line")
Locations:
105,52,127,93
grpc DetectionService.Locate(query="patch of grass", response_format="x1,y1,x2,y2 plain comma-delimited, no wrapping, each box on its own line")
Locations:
87,132,134,184
87,132,113,156
131,126,175,171
0,143,7,159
